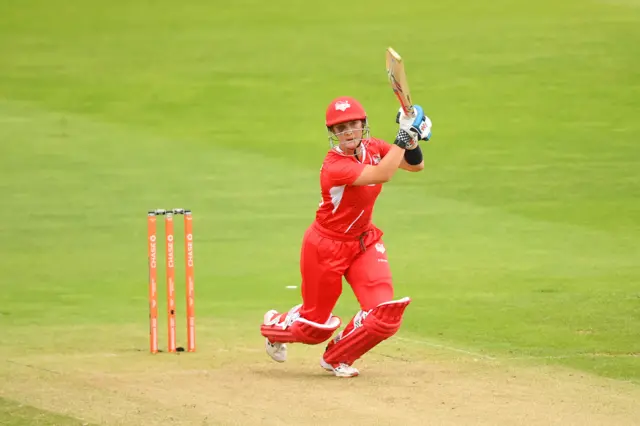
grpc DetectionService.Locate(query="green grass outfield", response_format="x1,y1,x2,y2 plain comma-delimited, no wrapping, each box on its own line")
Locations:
0,0,639,424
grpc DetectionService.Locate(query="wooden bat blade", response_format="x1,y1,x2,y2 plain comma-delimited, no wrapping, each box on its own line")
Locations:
385,47,414,116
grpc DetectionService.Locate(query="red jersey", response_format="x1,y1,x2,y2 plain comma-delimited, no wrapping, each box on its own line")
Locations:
315,138,391,237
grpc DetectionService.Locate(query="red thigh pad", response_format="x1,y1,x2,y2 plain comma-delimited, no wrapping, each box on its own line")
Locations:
345,239,393,311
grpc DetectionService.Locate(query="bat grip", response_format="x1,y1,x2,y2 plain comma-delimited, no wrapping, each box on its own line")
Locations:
404,105,416,119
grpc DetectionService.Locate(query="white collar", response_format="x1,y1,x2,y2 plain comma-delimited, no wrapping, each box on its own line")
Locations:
334,143,366,162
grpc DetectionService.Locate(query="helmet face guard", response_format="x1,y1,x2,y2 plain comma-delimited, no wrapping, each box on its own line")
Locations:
327,123,371,156
325,96,369,156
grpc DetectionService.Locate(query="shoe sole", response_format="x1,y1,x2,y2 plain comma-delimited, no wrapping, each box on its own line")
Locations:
265,339,286,363
320,359,359,378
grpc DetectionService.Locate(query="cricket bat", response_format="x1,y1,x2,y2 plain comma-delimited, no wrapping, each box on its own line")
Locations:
385,47,414,117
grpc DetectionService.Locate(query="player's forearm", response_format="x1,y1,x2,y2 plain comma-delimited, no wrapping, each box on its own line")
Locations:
352,145,406,186
376,145,406,181
352,130,414,186
375,128,416,181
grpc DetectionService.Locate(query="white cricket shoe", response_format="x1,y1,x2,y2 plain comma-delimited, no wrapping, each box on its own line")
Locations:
320,358,360,378
265,338,287,363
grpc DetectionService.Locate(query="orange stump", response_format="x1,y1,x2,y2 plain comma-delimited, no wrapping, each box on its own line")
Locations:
184,210,196,352
147,213,159,354
165,212,177,353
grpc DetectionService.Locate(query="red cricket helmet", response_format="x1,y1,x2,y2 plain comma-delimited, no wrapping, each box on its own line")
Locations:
325,96,367,127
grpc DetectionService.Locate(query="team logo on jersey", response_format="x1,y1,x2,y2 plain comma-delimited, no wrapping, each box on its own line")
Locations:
375,243,386,253
334,101,351,111
372,154,381,165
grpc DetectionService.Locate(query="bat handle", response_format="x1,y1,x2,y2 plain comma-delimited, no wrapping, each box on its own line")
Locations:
404,105,416,119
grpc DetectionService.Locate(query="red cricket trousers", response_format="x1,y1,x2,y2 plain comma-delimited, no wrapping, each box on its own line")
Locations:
298,221,394,323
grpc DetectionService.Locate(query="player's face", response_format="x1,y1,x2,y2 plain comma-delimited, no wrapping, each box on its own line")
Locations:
332,120,364,153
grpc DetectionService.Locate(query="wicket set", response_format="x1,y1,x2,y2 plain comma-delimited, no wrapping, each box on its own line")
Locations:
147,208,195,353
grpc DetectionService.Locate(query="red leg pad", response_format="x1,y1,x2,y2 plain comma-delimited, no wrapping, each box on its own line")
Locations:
323,297,410,365
260,306,341,345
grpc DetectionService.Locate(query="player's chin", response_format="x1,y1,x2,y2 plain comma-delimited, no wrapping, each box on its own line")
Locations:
341,139,360,151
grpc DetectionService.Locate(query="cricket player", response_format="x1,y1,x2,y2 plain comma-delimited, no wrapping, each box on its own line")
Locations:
260,96,432,377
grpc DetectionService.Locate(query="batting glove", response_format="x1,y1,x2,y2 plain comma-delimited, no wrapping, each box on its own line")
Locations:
393,129,415,149
396,105,432,142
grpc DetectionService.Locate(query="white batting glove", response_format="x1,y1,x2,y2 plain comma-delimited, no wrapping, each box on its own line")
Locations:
396,105,432,144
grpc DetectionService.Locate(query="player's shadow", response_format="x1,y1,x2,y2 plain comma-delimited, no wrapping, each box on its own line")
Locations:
249,365,352,381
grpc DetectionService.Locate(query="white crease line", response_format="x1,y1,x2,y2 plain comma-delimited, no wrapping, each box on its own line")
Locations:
505,353,640,360
396,336,497,360
397,337,639,361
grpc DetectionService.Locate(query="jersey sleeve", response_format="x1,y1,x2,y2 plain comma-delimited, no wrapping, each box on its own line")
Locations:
325,159,366,186
371,138,391,157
